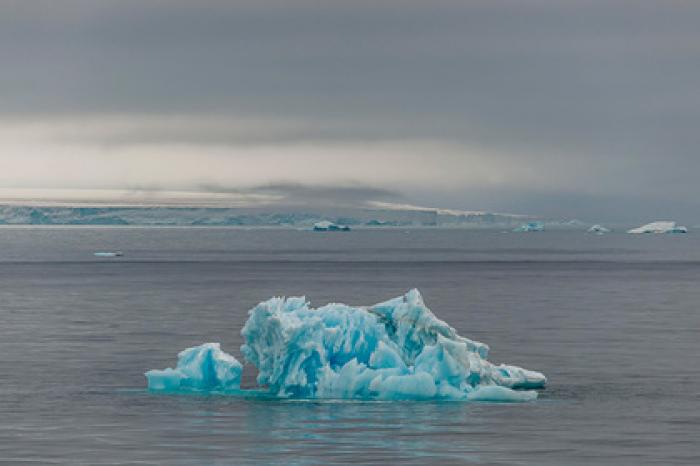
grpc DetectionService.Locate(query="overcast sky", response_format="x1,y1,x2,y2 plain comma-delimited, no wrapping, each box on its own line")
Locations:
1,0,699,221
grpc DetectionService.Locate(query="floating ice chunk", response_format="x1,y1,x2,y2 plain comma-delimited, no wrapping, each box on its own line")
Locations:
466,385,538,402
94,251,123,257
493,364,548,389
627,221,687,234
313,220,351,231
587,224,610,234
627,221,673,234
145,343,242,392
512,221,544,232
148,291,545,401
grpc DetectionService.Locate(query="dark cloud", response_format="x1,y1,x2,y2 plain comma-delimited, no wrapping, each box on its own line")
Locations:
1,1,699,221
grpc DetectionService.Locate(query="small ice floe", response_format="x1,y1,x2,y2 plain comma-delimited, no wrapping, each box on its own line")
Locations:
587,224,610,234
94,251,123,257
313,220,351,231
512,221,544,232
627,221,688,234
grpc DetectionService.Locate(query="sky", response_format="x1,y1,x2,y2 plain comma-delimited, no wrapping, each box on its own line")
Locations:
1,0,699,222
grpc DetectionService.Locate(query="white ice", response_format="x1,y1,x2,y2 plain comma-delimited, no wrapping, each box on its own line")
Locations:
94,251,123,257
312,220,351,231
627,221,687,234
587,225,610,234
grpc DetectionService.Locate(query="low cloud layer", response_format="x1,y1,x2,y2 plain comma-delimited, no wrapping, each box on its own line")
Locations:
199,183,401,207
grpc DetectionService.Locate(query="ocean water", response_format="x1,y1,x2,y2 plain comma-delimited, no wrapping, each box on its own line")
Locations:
1,227,699,465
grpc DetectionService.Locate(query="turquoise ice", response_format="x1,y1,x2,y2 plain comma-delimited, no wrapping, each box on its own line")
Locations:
146,290,546,401
513,221,545,232
145,343,242,392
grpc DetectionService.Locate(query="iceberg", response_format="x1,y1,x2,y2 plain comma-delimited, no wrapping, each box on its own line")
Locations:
312,220,351,231
513,221,544,232
587,224,610,234
145,343,242,392
94,251,123,257
147,290,546,402
627,221,687,234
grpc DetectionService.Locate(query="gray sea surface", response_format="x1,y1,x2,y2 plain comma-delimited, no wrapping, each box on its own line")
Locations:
0,227,698,465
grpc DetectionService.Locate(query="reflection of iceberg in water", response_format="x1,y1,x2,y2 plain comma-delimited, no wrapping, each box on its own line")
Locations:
627,221,687,234
146,290,546,402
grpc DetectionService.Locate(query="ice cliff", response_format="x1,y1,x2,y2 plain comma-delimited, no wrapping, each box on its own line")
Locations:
146,290,546,402
0,205,538,228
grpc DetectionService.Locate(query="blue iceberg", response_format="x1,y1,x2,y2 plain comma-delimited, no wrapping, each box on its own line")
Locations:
146,290,546,401
513,221,545,232
145,343,242,392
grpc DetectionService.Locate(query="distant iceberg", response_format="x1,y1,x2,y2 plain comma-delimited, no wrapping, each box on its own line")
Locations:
313,220,351,231
669,226,689,233
627,221,688,234
513,221,544,232
146,290,546,402
94,251,123,257
587,225,610,234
